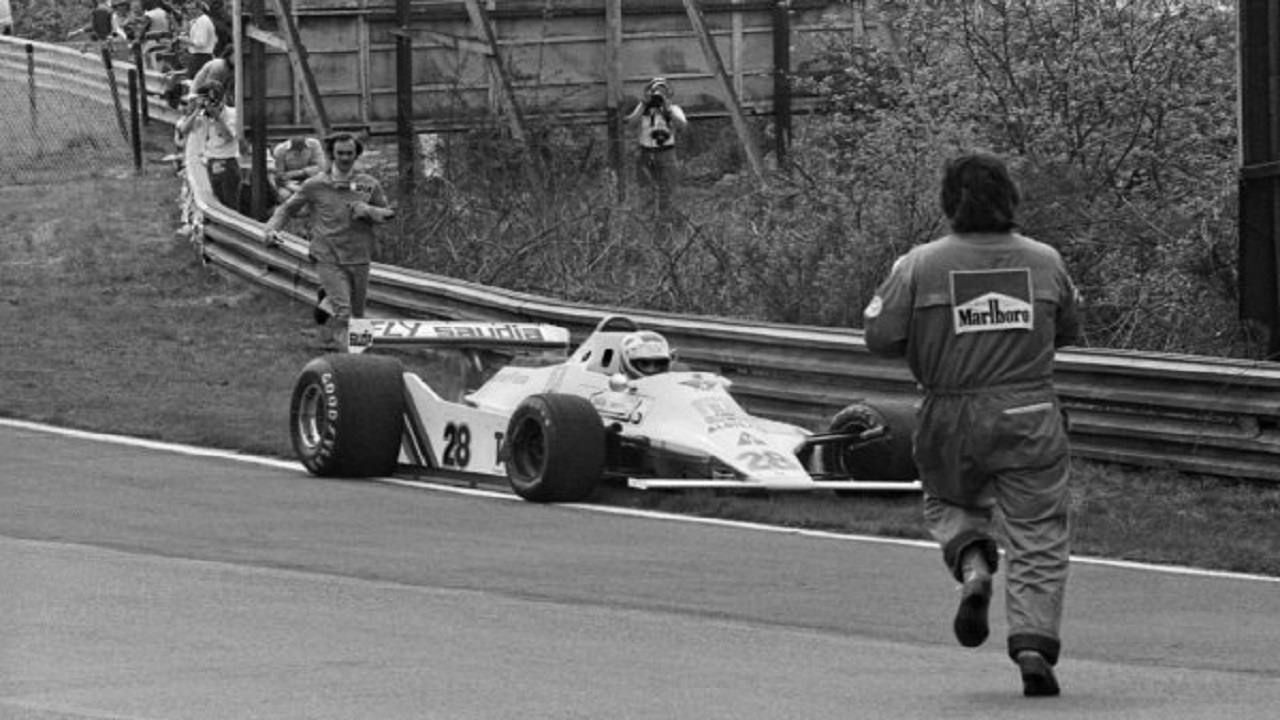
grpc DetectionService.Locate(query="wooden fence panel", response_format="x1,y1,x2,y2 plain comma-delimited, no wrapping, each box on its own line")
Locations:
240,0,876,134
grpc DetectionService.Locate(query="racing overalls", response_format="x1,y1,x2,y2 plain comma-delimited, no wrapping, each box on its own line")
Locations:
863,231,1081,665
277,171,388,345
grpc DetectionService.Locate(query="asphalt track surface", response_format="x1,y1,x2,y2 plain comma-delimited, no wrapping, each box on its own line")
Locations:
2,420,1279,719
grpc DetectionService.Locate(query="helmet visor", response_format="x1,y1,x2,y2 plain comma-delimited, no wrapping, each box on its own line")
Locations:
632,357,670,376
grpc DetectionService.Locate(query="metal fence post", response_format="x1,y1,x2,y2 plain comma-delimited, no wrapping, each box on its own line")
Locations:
25,43,37,138
131,41,150,126
128,68,144,172
100,45,130,144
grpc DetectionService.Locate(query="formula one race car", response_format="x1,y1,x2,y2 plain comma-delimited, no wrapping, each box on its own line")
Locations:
288,315,921,502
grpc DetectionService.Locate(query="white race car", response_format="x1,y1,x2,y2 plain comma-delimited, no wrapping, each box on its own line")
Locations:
288,315,921,502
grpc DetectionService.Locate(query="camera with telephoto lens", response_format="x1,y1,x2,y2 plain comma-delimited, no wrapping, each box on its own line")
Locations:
192,83,223,116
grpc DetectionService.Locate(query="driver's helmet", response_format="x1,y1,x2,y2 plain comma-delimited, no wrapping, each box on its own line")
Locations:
619,330,672,378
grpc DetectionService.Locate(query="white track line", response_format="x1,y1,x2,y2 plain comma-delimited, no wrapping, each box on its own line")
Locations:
4,416,1277,584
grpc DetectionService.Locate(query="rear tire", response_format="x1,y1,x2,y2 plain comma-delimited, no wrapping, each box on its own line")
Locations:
505,393,605,502
290,354,405,477
823,400,918,485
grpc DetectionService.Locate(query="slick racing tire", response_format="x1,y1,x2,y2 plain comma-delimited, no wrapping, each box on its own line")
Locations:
505,393,606,503
823,399,918,486
290,353,405,478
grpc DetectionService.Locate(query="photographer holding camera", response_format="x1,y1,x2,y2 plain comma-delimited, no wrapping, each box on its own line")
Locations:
625,77,688,217
175,79,243,210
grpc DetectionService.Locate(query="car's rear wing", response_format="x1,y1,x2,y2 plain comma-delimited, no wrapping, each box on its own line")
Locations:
347,318,572,354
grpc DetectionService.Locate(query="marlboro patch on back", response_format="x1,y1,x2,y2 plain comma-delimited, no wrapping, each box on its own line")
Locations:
949,268,1034,335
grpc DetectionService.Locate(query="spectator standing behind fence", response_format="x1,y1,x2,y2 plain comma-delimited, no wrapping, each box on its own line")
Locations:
625,77,687,218
272,135,327,203
184,0,217,78
263,133,395,351
1,0,13,35
175,80,242,210
140,0,172,45
67,0,127,49
861,153,1081,698
207,0,232,55
119,0,148,46
109,0,131,44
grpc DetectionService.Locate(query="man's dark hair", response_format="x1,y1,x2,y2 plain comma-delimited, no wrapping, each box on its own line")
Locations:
195,79,223,104
324,132,365,158
940,153,1021,233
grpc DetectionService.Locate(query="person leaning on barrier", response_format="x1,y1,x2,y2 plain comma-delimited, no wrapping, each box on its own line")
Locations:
271,134,327,203
624,77,688,217
861,152,1081,698
136,0,176,71
141,0,173,35
175,79,242,210
262,133,395,351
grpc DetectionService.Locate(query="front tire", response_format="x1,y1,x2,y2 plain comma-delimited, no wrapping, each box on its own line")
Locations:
505,393,605,502
823,400,918,484
290,354,405,477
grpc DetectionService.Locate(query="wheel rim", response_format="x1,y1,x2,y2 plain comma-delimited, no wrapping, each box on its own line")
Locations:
509,416,546,480
295,383,325,452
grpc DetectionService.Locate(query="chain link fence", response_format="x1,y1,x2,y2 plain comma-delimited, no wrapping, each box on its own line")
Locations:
0,38,141,184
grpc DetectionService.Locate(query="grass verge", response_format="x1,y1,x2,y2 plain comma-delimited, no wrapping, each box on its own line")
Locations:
2,172,1279,578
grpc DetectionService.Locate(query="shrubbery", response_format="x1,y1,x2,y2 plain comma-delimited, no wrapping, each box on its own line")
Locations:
381,0,1252,357
19,0,1252,355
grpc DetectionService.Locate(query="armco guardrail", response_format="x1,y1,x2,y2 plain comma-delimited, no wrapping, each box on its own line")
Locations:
0,36,180,125
180,132,1280,482
16,34,1280,482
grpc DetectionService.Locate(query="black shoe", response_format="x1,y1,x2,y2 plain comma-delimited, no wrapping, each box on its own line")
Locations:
952,574,991,647
1016,651,1060,697
313,288,332,325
